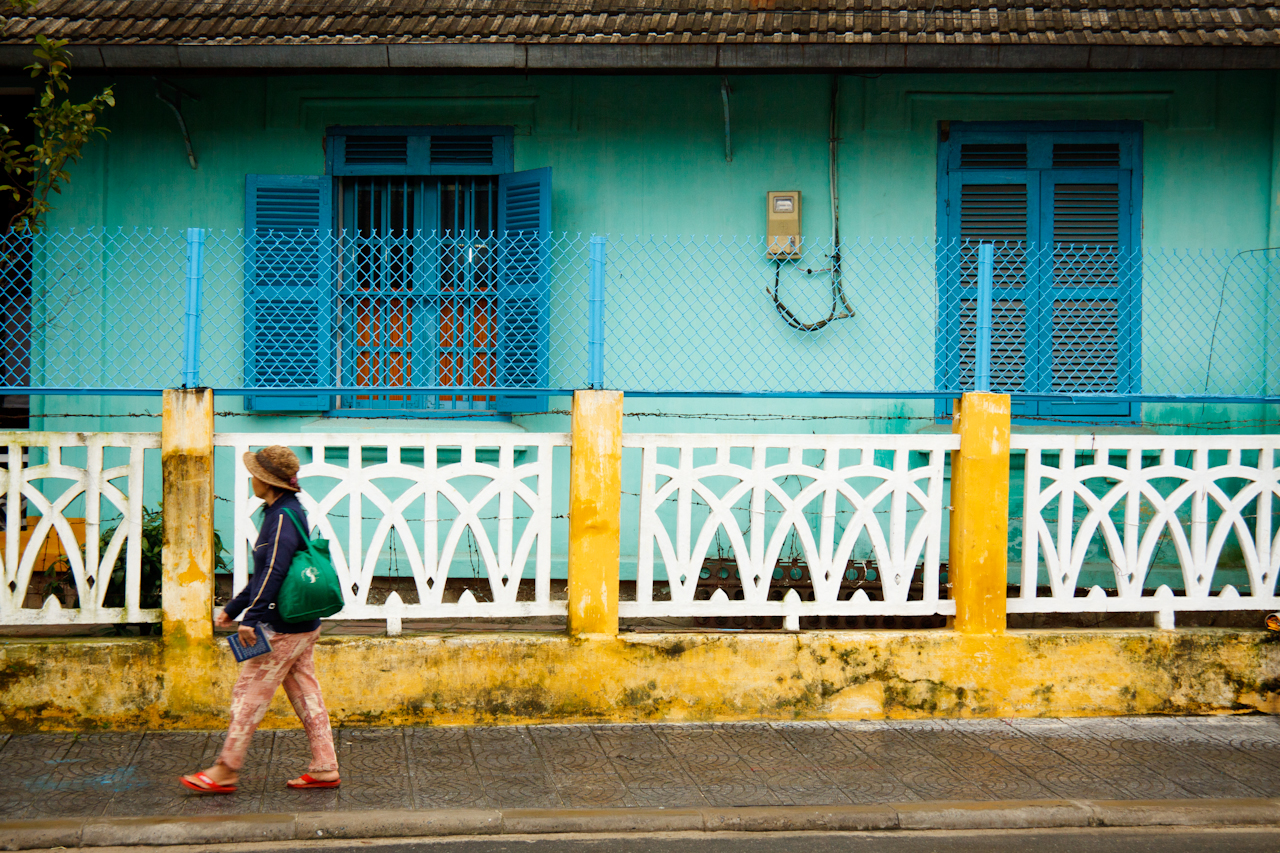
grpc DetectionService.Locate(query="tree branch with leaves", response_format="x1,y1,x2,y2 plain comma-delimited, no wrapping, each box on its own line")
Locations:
0,4,114,232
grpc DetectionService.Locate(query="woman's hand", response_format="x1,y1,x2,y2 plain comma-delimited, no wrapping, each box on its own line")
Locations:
237,623,258,647
214,609,233,629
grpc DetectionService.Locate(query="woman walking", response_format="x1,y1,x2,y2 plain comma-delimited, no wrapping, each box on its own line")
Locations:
180,445,340,794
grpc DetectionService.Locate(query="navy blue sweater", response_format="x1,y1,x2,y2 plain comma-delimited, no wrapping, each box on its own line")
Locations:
224,493,321,634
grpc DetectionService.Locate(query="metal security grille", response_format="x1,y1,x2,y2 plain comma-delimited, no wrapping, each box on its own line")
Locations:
336,176,498,412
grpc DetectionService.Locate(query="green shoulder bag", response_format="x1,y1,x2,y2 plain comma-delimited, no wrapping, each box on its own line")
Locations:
276,508,345,622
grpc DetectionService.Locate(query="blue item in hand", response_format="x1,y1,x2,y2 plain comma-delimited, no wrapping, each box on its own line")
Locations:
226,624,273,662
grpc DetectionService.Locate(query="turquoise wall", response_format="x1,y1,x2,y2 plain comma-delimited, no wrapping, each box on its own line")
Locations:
15,69,1280,589
46,71,1278,246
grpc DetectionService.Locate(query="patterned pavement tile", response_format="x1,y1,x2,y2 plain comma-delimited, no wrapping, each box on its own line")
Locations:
698,782,783,807
653,732,738,757
267,730,324,783
408,748,477,774
22,788,114,819
688,768,774,788
529,728,617,776
1159,771,1268,799
1022,765,1129,800
901,734,999,766
478,773,563,809
978,774,1058,800
670,753,759,775
1180,717,1280,738
105,793,192,818
899,779,994,802
0,794,31,820
329,783,416,811
767,784,855,806
275,786,343,813
3,735,54,758
407,727,472,750
959,733,1080,766
612,768,700,790
841,732,937,760
412,775,490,809
824,773,923,804
626,786,708,808
339,728,408,774
552,774,636,808
1090,766,1195,799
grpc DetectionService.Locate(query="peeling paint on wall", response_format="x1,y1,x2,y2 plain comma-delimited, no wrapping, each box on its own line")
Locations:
2,629,1277,732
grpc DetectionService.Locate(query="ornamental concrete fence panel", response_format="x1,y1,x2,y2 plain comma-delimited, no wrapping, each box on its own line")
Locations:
0,431,161,627
1012,433,1280,628
214,432,570,632
620,433,958,629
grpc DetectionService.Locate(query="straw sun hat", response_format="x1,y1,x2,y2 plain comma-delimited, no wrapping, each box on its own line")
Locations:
243,445,302,492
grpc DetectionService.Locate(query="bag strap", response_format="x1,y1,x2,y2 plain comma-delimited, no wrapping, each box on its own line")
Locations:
281,508,311,542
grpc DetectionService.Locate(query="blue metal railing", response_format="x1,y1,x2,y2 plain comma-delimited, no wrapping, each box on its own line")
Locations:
1,229,1278,406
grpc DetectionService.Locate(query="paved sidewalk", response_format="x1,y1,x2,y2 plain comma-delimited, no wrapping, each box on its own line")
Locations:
3,715,1280,822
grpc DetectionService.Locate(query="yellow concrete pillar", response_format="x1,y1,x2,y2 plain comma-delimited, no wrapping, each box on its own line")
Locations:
160,390,219,717
949,391,1011,635
567,389,623,637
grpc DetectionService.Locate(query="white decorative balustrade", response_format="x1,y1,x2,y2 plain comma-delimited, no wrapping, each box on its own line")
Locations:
1012,434,1280,626
0,432,160,625
217,433,569,627
620,434,959,627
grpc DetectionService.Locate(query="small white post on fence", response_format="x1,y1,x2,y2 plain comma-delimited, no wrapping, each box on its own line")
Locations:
385,591,404,637
976,241,994,392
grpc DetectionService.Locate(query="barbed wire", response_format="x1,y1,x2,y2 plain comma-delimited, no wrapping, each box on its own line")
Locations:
10,409,1278,431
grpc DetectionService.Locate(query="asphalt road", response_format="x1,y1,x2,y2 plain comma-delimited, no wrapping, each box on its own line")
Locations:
77,827,1280,853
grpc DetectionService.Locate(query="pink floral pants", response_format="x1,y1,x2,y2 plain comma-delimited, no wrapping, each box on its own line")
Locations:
216,627,338,773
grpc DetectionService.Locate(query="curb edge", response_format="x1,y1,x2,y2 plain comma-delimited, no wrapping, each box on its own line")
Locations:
3,797,1279,850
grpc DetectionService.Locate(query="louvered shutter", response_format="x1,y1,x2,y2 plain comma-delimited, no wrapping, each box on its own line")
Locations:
1041,168,1136,417
495,167,551,413
244,174,334,411
329,129,513,176
941,161,1041,417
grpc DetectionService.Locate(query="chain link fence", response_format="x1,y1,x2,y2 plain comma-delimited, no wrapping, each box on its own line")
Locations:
2,229,1278,405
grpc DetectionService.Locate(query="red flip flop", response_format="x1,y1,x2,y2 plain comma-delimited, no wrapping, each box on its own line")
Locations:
179,771,237,795
287,773,341,789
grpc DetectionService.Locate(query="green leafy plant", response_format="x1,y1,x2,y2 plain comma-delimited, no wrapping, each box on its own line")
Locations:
0,34,114,231
41,507,228,634
98,507,230,611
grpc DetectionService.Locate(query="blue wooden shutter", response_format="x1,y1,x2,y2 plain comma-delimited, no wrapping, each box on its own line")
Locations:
495,167,551,412
328,128,514,176
1039,167,1136,418
244,174,334,411
939,152,1041,419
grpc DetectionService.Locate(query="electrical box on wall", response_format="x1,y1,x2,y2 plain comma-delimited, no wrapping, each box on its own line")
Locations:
766,191,802,259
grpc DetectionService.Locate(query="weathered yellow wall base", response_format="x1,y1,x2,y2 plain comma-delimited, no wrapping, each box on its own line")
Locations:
3,630,1278,732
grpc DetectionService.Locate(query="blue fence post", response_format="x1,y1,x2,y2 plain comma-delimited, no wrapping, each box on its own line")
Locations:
975,241,994,393
588,235,606,390
183,227,206,389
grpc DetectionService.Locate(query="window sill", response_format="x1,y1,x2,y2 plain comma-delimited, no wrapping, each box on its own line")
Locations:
296,416,529,435
916,423,1157,437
